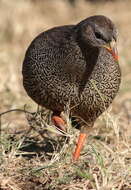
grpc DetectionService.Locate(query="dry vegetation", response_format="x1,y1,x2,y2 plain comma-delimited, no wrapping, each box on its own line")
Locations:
0,0,131,189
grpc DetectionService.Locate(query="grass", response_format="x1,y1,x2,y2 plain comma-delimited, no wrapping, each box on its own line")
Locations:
0,105,130,189
0,0,131,189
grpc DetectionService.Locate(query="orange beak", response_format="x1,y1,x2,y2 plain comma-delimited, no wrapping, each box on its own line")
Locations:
103,39,118,62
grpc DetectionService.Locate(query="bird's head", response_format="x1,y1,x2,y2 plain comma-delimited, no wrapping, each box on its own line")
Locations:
75,15,118,61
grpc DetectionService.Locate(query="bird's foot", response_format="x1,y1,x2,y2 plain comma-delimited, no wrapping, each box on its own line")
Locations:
52,115,66,132
73,133,87,161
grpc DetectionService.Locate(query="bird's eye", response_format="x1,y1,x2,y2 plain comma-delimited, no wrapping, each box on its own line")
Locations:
95,32,103,40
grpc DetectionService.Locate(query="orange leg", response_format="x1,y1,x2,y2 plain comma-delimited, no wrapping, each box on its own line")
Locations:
52,115,66,131
73,133,87,161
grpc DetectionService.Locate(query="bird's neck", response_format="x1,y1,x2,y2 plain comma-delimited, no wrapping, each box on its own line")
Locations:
80,45,100,78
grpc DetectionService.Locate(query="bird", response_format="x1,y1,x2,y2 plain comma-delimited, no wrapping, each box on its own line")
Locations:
22,15,121,161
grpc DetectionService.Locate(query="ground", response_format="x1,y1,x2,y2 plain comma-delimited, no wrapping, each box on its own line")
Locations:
0,0,131,190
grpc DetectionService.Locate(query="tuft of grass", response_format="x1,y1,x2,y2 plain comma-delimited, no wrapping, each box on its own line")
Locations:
0,105,130,189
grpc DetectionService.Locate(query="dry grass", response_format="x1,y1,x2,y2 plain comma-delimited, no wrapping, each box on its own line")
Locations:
0,0,131,189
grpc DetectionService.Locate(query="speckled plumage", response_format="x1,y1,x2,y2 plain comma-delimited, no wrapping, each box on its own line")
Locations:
22,15,121,129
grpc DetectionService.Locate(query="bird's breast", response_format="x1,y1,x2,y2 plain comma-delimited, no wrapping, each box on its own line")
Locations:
71,48,121,122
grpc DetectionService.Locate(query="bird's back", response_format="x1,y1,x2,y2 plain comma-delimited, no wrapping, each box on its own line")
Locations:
22,25,82,111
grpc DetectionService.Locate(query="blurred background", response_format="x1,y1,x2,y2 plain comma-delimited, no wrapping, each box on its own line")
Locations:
0,0,130,129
